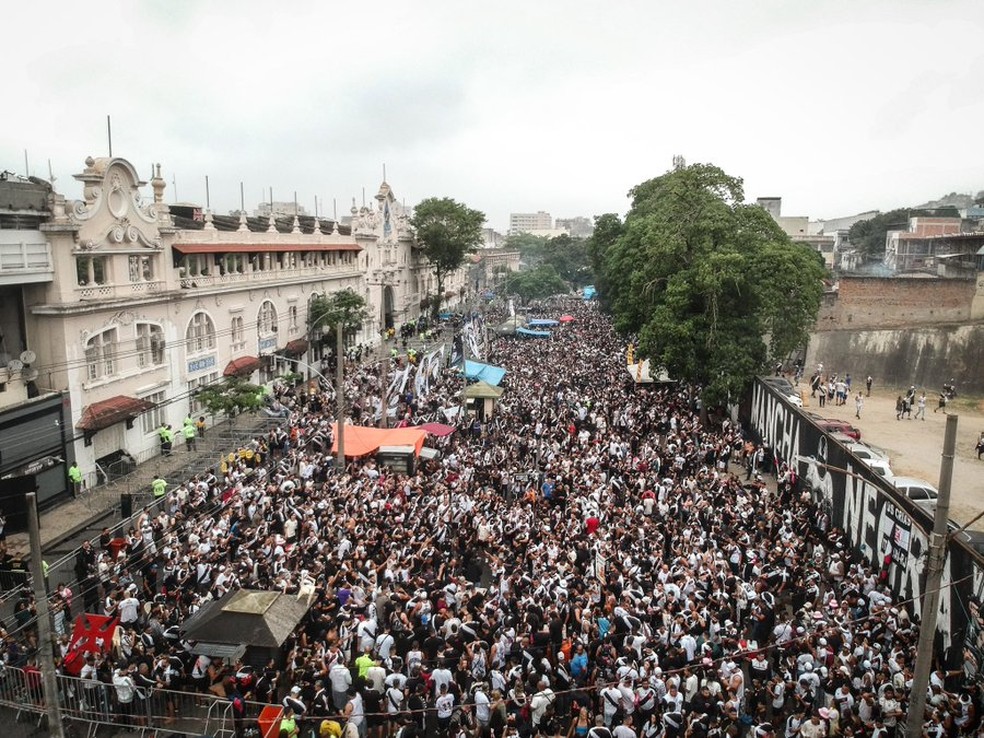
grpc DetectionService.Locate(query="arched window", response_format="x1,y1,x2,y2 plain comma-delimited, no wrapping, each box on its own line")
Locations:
231,316,245,350
186,311,216,354
136,323,165,368
258,300,278,334
85,328,118,380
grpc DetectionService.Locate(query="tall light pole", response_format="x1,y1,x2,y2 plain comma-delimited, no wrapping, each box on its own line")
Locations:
27,492,65,737
335,321,345,467
905,413,957,738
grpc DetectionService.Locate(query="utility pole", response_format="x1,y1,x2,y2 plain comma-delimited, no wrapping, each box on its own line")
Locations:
905,413,957,738
380,353,390,429
27,492,65,738
335,321,345,468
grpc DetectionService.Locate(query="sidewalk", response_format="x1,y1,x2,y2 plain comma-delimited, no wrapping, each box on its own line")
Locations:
5,413,279,558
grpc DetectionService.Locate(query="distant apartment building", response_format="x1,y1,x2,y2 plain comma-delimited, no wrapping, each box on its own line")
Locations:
555,216,594,238
884,217,967,272
256,201,309,218
509,211,553,234
756,196,836,268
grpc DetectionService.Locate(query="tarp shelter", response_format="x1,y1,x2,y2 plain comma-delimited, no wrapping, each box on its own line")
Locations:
582,285,597,300
516,327,551,338
180,589,311,667
332,424,427,457
464,381,505,399
528,319,559,327
464,360,507,387
464,381,505,421
496,317,526,336
626,359,676,384
417,422,456,437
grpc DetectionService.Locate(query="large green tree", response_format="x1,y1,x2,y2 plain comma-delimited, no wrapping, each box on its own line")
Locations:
308,288,370,335
848,206,962,262
196,376,265,426
601,163,826,405
411,197,485,318
586,213,624,312
503,264,569,304
541,234,592,287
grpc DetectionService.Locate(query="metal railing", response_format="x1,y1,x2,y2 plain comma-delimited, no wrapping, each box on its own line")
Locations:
0,663,250,737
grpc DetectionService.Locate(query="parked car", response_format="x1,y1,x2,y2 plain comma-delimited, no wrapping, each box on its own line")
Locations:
861,458,894,479
813,418,862,441
844,442,890,463
891,476,939,510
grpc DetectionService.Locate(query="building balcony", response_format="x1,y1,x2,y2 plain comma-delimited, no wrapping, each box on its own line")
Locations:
176,263,361,290
76,280,166,300
0,234,54,285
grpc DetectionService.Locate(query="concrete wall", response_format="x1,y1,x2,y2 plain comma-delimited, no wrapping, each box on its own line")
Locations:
816,277,976,330
806,323,984,393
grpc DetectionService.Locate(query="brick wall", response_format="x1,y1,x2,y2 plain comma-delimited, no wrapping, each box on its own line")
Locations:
815,277,976,330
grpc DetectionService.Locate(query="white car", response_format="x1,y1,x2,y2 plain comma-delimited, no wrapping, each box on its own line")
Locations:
787,393,803,407
892,476,939,510
845,442,889,463
862,458,894,479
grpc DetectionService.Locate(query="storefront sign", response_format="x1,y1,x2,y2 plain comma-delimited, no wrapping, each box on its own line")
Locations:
187,355,217,374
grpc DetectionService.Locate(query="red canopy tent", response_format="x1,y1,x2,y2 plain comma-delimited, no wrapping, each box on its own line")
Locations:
417,422,456,437
558,315,575,323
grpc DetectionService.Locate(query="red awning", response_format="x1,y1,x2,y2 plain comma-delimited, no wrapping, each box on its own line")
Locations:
223,356,262,377
76,395,156,432
283,339,309,357
173,243,361,254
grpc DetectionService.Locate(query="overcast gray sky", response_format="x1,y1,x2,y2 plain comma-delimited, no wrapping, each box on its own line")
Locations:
2,1,982,231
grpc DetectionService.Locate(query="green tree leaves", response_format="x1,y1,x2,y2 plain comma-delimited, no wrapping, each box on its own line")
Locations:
196,376,264,422
503,264,569,304
598,163,826,405
411,197,485,317
308,288,369,335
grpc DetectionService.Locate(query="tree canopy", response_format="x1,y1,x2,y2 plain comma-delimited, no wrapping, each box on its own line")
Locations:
308,288,370,334
597,163,826,405
503,264,569,304
411,197,485,317
196,376,265,422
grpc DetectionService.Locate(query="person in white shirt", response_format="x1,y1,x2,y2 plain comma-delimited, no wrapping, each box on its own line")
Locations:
329,661,352,710
118,594,140,626
613,715,637,738
434,683,455,737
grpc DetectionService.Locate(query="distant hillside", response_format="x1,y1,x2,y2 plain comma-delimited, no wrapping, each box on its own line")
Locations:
912,191,983,211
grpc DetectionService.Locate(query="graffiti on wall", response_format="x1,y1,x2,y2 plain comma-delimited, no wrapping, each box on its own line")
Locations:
749,379,966,651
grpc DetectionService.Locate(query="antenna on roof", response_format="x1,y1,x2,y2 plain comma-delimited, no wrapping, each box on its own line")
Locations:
48,159,56,186
362,187,366,208
205,175,211,209
333,198,337,221
23,150,29,177
107,115,113,157
383,163,387,182
240,182,245,213
172,175,177,201
314,195,318,219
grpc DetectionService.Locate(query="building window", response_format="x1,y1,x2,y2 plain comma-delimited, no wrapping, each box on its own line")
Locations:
258,301,278,334
288,305,298,333
188,372,219,415
76,255,108,286
128,255,154,282
231,316,245,350
136,323,165,368
186,311,216,354
85,328,118,380
141,390,167,434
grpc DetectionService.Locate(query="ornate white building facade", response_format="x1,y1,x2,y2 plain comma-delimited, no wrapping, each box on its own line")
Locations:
18,155,467,494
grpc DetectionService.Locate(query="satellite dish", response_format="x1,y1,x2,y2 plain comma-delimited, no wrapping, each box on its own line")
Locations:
6,359,23,374
23,368,39,382
19,350,36,365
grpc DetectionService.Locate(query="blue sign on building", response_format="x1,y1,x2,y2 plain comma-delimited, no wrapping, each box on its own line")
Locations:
187,354,217,374
258,336,278,355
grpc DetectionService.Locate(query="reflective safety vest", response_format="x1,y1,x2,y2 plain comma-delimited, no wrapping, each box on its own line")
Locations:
152,477,167,498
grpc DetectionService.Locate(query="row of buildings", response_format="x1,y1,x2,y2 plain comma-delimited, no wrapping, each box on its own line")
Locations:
0,155,482,506
756,196,984,275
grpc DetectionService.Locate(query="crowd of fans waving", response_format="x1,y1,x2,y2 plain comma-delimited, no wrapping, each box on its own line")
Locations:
4,300,982,738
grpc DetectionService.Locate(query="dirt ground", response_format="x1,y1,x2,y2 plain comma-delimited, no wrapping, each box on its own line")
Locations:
794,383,984,529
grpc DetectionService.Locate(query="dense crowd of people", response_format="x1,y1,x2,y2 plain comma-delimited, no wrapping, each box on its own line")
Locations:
1,299,981,738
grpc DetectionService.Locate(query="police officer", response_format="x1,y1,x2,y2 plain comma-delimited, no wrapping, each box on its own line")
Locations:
152,474,167,500
68,461,83,498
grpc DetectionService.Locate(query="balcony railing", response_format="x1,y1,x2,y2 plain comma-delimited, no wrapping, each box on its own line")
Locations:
177,262,360,289
76,280,165,300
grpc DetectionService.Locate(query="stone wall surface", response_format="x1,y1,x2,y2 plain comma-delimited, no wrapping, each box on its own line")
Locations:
806,323,984,393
